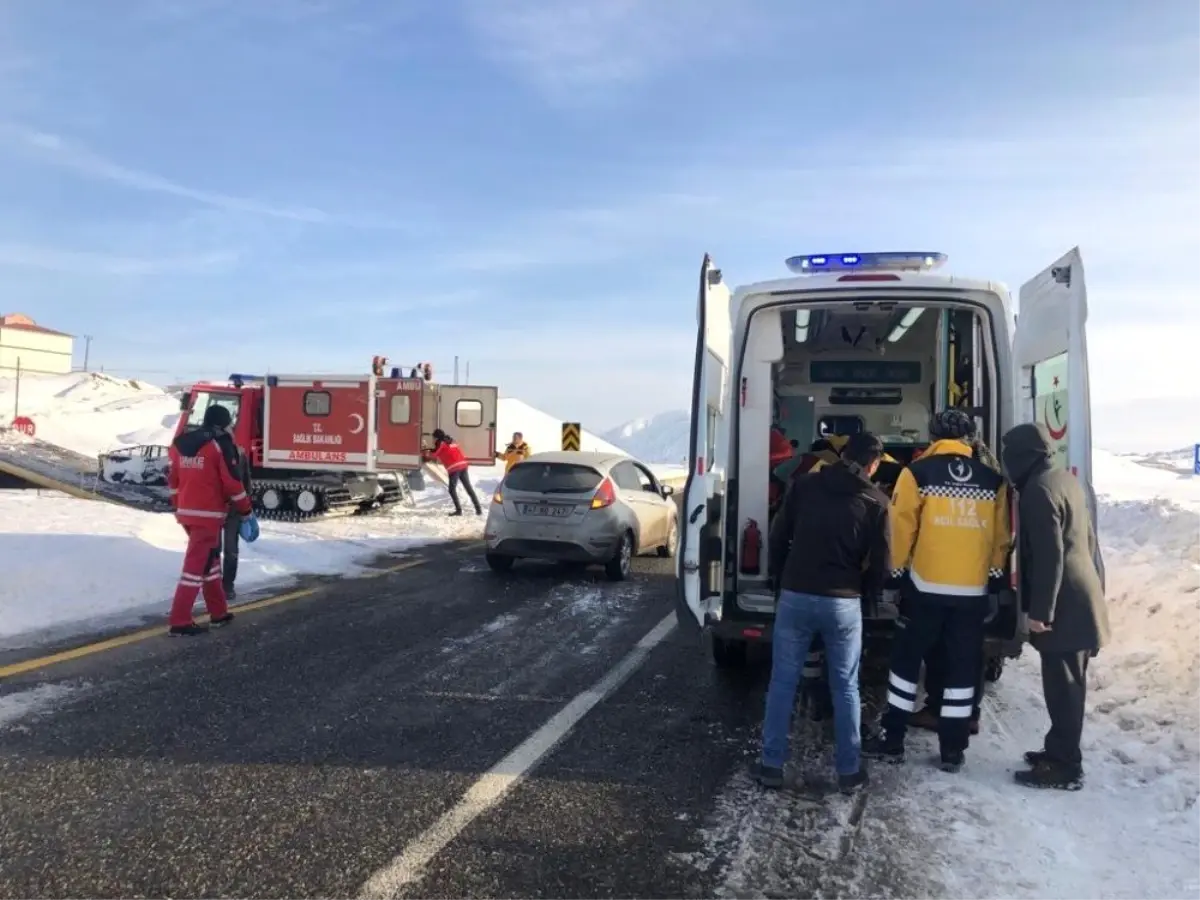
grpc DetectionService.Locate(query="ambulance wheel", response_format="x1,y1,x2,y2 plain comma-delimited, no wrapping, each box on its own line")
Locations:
657,516,678,558
712,637,748,670
985,657,1005,683
486,553,515,573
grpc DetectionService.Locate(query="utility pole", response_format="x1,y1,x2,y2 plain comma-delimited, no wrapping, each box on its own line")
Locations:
82,335,93,371
465,361,470,383
454,355,460,385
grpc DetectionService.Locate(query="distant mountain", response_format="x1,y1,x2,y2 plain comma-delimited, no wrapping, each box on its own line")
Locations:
602,410,691,464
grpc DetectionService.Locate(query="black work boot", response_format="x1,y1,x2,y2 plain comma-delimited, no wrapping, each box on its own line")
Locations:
862,733,905,764
210,613,235,628
750,762,785,789
838,765,869,794
169,622,209,637
939,750,965,773
1014,759,1083,791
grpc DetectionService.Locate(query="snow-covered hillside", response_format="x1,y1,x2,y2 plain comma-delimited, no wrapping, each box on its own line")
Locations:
0,372,180,456
602,410,690,464
497,398,627,456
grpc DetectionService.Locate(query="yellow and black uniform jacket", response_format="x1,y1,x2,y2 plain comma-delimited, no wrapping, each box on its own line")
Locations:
498,441,531,473
889,439,1011,597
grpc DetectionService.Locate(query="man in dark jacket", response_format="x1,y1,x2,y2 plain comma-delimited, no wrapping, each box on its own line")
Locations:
1002,422,1109,790
219,437,253,600
753,432,890,795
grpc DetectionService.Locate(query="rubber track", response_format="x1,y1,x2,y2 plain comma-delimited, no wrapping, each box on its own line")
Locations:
252,477,405,522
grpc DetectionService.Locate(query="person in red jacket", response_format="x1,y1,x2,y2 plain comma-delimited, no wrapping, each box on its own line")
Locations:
427,428,482,516
166,405,255,636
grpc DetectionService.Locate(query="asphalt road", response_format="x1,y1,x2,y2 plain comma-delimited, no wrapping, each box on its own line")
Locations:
0,538,787,899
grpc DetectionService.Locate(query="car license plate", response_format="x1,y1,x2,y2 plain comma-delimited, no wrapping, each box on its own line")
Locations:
521,503,572,517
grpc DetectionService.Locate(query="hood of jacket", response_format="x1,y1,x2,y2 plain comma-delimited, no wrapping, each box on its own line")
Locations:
1002,422,1054,489
815,459,883,500
173,425,218,458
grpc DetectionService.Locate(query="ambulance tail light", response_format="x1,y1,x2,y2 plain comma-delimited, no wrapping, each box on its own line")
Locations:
590,477,617,510
1009,494,1019,590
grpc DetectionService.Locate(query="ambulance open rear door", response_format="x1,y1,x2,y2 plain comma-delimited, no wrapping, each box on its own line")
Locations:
677,254,732,633
1015,246,1105,589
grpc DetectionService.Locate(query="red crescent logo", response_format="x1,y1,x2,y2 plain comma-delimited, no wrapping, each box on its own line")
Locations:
1044,399,1068,441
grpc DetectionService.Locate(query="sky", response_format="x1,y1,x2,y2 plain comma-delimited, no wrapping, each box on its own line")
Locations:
0,0,1197,434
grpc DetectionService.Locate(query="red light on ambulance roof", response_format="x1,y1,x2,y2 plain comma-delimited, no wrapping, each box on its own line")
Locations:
837,274,901,282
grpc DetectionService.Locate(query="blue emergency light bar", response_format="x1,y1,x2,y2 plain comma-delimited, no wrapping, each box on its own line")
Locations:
785,251,948,275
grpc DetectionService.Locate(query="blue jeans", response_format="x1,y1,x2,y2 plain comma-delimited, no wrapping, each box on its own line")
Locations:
761,590,863,776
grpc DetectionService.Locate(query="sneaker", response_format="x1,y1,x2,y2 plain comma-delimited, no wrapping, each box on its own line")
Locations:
448,510,463,517
939,750,965,773
1014,759,1083,791
474,508,483,516
169,622,209,637
210,613,235,628
837,766,869,794
750,762,785,789
862,735,905,764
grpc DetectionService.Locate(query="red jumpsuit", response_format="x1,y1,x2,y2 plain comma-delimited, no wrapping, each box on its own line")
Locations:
167,429,253,628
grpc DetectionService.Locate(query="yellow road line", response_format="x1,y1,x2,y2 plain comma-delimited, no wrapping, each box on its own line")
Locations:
361,559,427,579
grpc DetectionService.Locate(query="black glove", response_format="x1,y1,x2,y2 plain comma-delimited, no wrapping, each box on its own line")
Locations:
987,575,1008,596
885,570,907,591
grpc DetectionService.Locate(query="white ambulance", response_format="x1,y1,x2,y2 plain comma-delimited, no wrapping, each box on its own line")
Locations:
675,249,1102,668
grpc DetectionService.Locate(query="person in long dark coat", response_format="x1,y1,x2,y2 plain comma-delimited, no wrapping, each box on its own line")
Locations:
1001,422,1110,790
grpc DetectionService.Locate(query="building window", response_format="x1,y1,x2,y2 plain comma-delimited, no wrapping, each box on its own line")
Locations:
455,399,483,427
304,391,331,417
390,394,411,424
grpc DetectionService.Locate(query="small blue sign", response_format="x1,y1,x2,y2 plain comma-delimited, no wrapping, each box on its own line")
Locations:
1194,444,1200,476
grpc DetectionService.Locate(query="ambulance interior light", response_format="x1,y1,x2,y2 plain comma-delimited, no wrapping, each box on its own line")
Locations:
785,252,947,275
887,307,926,343
794,308,811,343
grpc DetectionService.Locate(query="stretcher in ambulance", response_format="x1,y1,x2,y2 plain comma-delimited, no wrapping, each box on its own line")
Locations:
675,249,1103,670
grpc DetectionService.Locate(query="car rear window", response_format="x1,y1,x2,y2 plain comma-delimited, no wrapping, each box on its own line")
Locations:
504,463,602,494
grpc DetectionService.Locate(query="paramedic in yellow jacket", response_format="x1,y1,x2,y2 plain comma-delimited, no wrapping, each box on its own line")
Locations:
863,409,1011,773
497,432,531,473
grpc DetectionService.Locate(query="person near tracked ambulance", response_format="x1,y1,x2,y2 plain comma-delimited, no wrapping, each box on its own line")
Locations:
496,431,531,474
1002,422,1109,790
753,432,891,795
220,437,254,601
427,429,482,516
166,405,256,636
863,409,1012,772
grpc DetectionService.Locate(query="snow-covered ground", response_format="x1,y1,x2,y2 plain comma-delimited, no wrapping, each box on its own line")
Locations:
0,373,683,648
701,450,1200,900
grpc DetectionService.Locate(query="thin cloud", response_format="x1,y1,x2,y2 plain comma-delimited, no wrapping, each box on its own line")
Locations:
0,242,236,276
460,0,762,100
0,123,408,230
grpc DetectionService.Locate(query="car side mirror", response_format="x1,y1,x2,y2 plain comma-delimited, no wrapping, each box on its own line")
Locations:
660,484,675,497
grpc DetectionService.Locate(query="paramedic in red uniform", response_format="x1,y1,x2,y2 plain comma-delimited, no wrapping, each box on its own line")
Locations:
428,429,482,516
166,405,254,636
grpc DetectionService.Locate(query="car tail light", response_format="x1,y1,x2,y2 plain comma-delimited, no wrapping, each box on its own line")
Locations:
492,489,503,504
590,477,616,510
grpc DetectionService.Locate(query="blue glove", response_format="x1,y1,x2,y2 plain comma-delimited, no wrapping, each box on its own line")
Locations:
239,514,260,543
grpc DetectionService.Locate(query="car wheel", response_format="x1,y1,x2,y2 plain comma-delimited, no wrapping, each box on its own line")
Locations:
486,553,515,573
657,516,678,558
604,531,634,581
712,637,748,669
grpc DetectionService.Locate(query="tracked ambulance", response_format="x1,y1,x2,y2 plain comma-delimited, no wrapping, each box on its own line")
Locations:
675,249,1102,672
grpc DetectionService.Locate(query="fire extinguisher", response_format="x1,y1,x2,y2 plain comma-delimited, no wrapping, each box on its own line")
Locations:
740,518,762,575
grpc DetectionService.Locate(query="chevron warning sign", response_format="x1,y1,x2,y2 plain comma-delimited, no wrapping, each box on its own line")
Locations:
561,422,581,451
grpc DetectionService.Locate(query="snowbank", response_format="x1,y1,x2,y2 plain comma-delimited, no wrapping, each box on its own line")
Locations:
0,480,496,649
0,372,180,457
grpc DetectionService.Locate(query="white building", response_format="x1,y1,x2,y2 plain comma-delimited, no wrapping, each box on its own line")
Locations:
0,313,74,375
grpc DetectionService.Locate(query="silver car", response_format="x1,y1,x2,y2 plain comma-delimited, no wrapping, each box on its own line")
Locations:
483,451,679,580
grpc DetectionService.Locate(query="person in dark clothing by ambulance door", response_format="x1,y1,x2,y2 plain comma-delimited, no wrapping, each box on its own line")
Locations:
219,438,253,600
754,432,890,795
166,405,255,636
863,409,1012,772
428,429,482,516
1003,422,1109,790
909,435,1011,737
